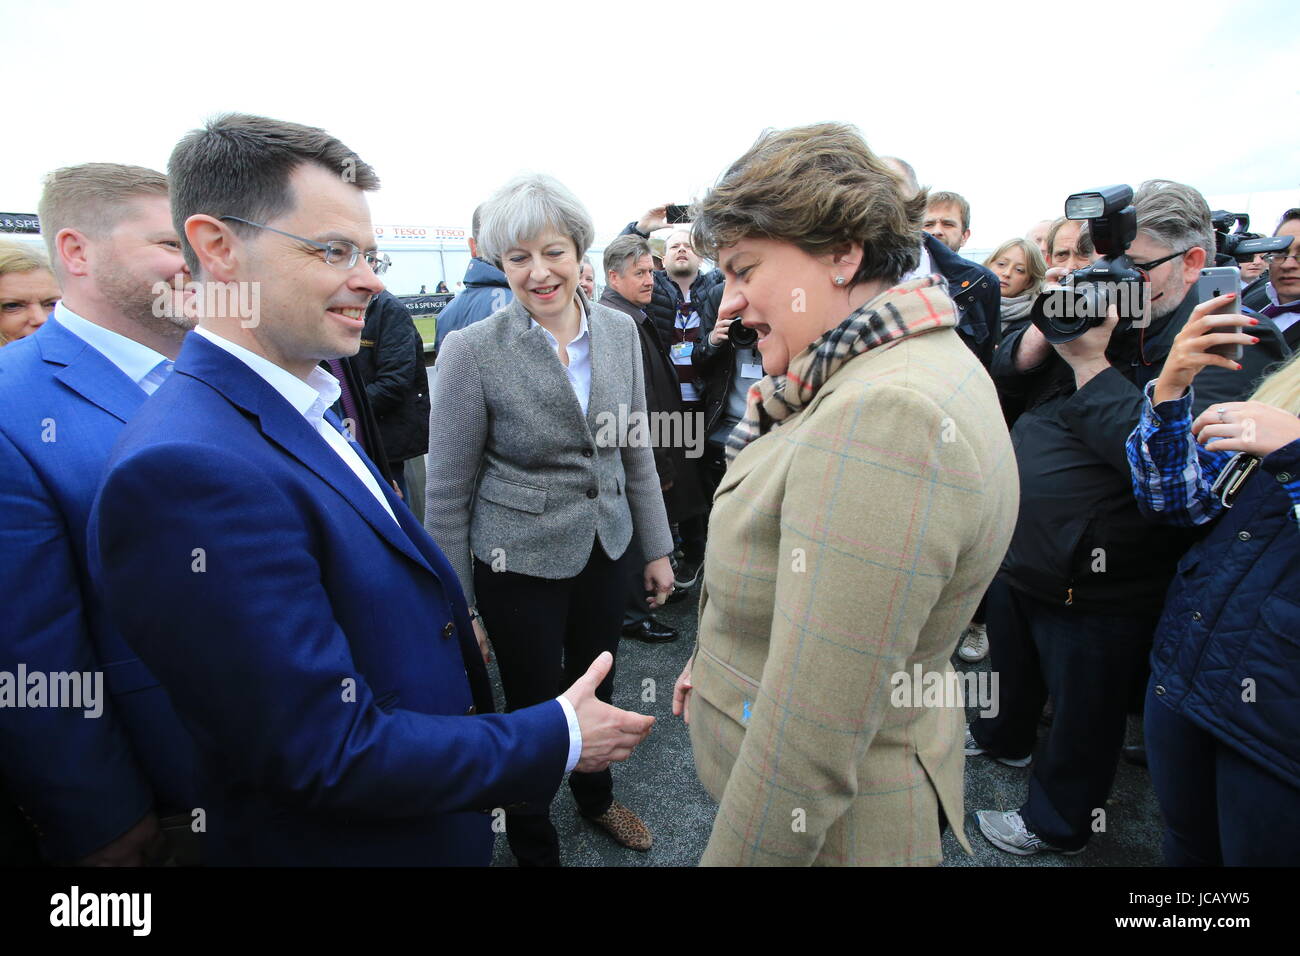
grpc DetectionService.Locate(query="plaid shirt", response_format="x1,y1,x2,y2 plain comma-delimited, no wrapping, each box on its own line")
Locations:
1127,380,1300,529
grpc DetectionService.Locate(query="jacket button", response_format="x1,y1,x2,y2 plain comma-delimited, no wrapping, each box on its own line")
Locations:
583,448,593,458
1154,684,1166,696
1237,531,1251,541
1191,611,1202,621
442,621,455,639
587,488,598,499
1278,472,1291,483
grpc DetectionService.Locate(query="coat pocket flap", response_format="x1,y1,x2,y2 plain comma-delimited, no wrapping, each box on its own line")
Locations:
478,474,547,514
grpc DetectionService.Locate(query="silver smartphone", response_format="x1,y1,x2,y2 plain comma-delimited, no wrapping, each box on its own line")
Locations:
1196,266,1243,360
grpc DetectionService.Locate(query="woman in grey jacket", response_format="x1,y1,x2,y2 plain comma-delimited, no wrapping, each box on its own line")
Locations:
424,174,675,865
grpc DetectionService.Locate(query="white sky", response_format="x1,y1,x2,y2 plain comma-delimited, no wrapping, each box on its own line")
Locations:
5,0,1299,254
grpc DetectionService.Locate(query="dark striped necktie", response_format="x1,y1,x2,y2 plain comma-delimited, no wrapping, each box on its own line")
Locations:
325,358,369,457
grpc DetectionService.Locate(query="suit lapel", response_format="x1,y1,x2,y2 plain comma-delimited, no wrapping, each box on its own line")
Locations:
584,306,614,436
38,318,147,423
179,335,432,573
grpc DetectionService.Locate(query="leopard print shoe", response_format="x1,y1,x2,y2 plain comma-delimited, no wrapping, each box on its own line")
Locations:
584,801,652,851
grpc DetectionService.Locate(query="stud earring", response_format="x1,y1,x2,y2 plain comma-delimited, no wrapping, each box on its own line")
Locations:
833,275,846,286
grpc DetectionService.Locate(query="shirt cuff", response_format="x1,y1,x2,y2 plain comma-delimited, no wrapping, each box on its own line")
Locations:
555,695,582,773
1142,379,1194,429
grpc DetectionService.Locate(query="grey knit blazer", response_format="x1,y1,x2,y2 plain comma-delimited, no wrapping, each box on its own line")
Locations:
423,296,674,606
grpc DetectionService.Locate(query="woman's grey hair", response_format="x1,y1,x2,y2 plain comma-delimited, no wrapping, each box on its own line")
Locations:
1133,179,1215,259
477,173,595,266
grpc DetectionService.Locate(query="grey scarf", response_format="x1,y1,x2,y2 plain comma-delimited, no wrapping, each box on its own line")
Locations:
1000,292,1035,328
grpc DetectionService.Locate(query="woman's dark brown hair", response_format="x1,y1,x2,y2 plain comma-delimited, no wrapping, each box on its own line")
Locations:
691,122,927,286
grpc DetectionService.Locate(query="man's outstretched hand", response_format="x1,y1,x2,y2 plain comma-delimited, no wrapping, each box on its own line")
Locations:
561,652,654,773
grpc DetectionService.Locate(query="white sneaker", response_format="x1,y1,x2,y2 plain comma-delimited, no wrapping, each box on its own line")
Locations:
976,809,1084,857
957,623,988,663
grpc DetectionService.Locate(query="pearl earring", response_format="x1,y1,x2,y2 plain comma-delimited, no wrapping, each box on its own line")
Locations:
833,275,846,286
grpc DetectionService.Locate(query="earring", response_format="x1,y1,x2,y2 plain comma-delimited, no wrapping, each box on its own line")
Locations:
833,275,846,286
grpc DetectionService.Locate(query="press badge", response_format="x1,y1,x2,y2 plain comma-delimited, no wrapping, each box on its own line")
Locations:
671,341,694,362
741,362,763,379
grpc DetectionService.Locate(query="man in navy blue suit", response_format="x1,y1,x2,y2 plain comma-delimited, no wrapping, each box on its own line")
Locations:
0,163,198,864
88,113,654,865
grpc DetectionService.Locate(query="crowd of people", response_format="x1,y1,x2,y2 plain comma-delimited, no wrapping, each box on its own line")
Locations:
1,112,1297,867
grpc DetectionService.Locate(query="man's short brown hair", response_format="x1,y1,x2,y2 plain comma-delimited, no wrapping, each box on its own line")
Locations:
36,163,169,273
167,113,380,275
691,123,927,286
926,190,971,233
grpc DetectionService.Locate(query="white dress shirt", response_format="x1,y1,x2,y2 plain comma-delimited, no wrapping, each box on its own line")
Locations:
193,326,398,524
54,302,174,394
530,299,592,416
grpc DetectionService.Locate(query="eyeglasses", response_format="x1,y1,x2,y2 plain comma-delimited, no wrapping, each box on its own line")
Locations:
1262,251,1299,265
1131,249,1190,272
219,216,390,275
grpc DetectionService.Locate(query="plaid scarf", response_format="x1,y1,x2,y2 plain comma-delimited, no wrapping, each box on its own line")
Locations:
726,275,957,463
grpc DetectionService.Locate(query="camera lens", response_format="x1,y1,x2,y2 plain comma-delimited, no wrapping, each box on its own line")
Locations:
728,320,758,348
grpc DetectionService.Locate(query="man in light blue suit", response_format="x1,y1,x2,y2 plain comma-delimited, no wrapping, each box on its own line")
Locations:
0,164,198,864
88,113,654,866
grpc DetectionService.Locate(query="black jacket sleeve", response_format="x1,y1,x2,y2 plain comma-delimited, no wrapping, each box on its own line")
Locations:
1059,367,1146,476
363,297,421,416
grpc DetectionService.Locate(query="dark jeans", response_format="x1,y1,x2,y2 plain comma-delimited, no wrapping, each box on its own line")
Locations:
1145,678,1300,865
473,541,632,866
969,577,1155,850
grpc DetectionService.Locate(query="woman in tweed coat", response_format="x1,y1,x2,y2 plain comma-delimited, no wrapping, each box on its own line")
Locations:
672,124,1019,866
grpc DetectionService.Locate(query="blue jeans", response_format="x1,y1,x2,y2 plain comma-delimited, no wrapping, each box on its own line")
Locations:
1145,678,1300,865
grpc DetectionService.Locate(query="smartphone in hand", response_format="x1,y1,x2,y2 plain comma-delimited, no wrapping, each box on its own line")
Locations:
1196,266,1243,360
665,204,690,224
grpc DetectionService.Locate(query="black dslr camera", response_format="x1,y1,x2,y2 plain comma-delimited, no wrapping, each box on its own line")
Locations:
1030,185,1149,344
1210,210,1293,263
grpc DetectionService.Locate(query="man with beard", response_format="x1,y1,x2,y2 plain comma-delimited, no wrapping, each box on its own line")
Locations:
969,180,1288,857
0,164,197,865
598,235,701,642
625,208,722,590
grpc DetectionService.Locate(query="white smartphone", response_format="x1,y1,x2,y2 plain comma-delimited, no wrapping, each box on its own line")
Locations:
1196,266,1243,361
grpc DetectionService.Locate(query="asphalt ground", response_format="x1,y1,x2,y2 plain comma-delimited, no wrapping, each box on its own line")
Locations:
485,583,1165,868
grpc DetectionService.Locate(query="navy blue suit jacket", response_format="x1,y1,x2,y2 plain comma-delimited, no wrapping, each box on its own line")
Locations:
88,332,568,865
0,318,195,861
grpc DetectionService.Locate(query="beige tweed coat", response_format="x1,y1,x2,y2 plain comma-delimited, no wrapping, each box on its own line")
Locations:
689,311,1018,866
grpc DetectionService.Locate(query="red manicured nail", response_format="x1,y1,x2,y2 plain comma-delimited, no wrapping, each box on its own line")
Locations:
1251,336,1260,343
1235,362,1243,369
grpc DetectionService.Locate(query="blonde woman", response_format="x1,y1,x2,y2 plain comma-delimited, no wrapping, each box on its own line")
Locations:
1126,291,1300,865
0,241,60,345
983,238,1045,333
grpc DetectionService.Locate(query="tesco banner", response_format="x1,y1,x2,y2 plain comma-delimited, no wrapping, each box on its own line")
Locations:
373,225,467,242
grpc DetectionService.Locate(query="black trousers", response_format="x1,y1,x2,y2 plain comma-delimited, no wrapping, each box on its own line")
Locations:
969,577,1155,851
473,540,632,866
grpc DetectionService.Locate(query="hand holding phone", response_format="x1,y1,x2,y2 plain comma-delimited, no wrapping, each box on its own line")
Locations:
1196,266,1244,360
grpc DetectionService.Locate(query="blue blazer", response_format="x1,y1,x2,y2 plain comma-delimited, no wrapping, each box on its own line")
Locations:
0,318,196,861
88,332,569,865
